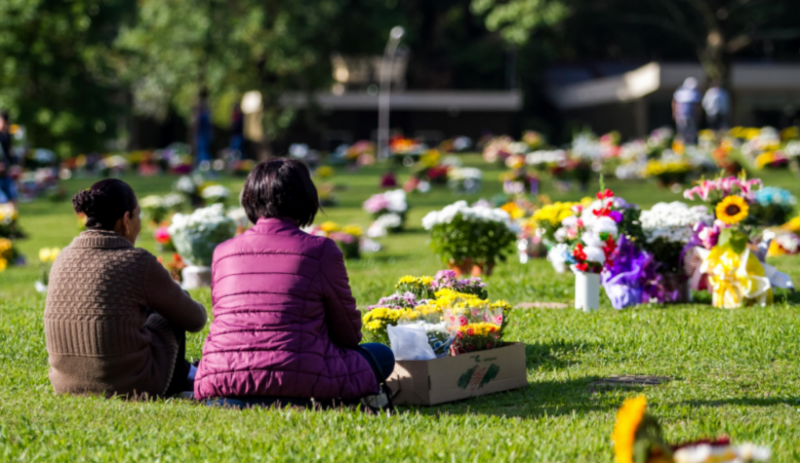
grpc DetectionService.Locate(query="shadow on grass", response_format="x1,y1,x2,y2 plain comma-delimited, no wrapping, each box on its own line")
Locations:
405,375,646,420
525,339,599,370
680,396,800,408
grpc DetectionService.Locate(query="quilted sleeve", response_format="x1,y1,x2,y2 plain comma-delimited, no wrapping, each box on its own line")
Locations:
143,256,208,333
320,239,363,348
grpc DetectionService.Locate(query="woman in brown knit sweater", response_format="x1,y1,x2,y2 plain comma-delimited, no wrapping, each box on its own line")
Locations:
44,179,207,398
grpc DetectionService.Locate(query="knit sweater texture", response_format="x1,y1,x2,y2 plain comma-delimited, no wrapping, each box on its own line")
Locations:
44,230,207,398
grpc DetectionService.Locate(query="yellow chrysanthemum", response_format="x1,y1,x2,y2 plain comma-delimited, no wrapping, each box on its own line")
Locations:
459,322,500,337
319,221,340,233
500,202,525,220
716,195,749,225
342,225,363,237
612,396,648,463
0,238,12,254
39,248,51,263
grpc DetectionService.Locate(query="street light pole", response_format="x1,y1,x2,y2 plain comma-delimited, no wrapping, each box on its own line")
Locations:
378,26,404,161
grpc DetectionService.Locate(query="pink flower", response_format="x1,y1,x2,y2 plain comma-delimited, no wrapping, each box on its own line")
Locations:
495,315,503,324
363,194,389,214
458,316,468,327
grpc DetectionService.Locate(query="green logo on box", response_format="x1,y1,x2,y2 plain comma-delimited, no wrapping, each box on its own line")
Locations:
457,363,500,391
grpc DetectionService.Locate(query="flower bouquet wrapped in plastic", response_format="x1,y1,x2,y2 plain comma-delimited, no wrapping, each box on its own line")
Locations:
612,396,770,463
443,298,507,355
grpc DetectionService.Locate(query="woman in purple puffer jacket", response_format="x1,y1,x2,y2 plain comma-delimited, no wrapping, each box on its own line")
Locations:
194,159,394,407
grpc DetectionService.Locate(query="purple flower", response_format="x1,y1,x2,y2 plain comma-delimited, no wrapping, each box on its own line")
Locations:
609,210,624,223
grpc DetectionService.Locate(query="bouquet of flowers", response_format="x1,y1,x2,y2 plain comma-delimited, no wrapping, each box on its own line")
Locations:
443,297,506,355
363,189,408,234
168,204,237,267
139,195,169,225
0,203,24,239
612,396,770,463
35,247,60,293
528,201,583,244
307,221,363,259
393,270,488,301
482,136,523,164
750,187,796,226
0,237,20,272
199,184,230,206
422,201,520,276
447,167,482,194
640,202,713,273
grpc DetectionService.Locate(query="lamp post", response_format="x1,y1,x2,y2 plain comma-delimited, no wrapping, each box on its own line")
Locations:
378,26,404,161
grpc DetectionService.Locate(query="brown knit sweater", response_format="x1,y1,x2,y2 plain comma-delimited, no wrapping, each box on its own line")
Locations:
44,230,207,398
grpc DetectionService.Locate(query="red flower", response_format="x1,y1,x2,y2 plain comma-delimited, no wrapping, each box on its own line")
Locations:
596,188,614,200
466,344,475,352
466,327,475,336
456,331,464,339
576,262,589,272
458,316,468,327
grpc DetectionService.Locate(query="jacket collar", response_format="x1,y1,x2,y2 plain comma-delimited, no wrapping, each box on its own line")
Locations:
255,217,301,233
71,230,134,250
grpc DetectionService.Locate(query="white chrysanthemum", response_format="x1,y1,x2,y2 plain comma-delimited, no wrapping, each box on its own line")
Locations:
580,232,605,248
583,246,606,264
368,213,403,237
640,202,712,244
592,216,619,238
201,185,230,199
383,189,408,213
547,243,570,273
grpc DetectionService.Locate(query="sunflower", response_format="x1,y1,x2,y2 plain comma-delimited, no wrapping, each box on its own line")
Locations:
716,195,749,225
612,396,648,463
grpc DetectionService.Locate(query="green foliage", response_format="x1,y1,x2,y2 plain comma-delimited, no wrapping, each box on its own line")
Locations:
428,213,517,267
0,0,133,156
470,0,569,44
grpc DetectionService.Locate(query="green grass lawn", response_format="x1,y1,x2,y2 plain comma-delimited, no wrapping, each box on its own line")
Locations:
2,156,800,461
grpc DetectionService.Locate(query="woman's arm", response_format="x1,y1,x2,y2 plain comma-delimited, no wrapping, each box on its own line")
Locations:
320,240,363,348
143,257,208,332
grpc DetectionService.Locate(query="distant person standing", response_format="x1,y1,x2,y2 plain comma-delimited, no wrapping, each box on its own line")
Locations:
0,112,18,205
194,92,213,165
703,82,731,131
229,103,244,159
672,77,702,145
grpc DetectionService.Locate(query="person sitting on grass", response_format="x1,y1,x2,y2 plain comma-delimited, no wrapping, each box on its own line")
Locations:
44,179,207,398
193,159,394,409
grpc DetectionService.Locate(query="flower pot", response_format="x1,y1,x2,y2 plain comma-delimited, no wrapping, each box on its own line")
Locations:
574,271,600,312
471,261,494,277
448,259,474,277
659,272,691,303
181,266,212,290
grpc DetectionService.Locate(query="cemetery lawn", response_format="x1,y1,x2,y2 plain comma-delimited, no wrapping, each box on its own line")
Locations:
2,156,800,462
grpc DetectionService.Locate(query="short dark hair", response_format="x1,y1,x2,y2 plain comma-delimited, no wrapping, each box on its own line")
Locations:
72,179,138,230
241,159,319,227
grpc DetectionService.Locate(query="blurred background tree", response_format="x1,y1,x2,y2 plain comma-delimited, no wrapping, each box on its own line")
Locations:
0,0,133,157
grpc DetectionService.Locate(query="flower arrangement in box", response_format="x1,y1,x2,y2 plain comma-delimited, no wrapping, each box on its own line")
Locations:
443,297,507,355
422,201,520,276
168,204,237,268
363,189,408,235
363,272,500,352
750,186,796,226
35,247,60,293
612,396,770,463
308,221,363,259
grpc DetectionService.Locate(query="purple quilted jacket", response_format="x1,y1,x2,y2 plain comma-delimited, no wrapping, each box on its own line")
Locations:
193,217,378,401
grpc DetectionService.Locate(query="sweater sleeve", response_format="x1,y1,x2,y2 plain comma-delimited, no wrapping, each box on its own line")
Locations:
320,240,362,348
143,256,208,333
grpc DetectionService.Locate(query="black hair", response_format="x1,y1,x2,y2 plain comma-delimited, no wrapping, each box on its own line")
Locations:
241,159,319,227
72,179,138,231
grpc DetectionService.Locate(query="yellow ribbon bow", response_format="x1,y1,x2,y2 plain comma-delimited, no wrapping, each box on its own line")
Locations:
700,244,772,309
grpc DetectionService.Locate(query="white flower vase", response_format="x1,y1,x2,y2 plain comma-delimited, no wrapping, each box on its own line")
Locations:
574,271,600,312
182,266,212,290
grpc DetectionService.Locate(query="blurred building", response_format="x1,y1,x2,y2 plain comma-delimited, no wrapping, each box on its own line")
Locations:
279,54,522,150
547,62,800,138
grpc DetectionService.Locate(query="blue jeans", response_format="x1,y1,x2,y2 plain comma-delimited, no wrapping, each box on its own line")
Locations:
0,176,18,203
205,343,396,409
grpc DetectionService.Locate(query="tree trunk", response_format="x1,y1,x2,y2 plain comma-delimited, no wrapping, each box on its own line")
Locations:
699,27,731,89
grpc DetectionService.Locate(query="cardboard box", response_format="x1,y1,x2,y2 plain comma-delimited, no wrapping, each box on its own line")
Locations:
386,342,528,406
